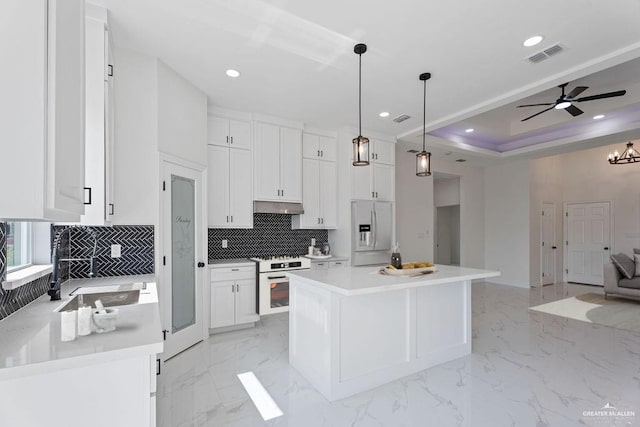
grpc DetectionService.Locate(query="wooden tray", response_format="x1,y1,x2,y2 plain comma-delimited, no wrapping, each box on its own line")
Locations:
380,266,437,276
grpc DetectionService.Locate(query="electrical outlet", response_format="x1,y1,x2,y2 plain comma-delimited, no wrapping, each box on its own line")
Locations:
311,238,316,246
222,239,228,248
111,244,121,258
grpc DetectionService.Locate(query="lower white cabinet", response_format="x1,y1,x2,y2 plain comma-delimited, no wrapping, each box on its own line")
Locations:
210,265,258,329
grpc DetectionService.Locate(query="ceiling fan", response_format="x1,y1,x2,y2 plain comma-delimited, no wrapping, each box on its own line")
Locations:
517,83,626,122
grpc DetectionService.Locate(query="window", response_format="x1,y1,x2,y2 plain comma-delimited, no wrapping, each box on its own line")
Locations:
7,221,32,272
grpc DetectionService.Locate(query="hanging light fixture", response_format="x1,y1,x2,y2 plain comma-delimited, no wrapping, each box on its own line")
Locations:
352,43,370,166
416,72,432,176
608,141,640,164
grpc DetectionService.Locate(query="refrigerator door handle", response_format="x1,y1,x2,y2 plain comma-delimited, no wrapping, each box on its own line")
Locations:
373,207,378,249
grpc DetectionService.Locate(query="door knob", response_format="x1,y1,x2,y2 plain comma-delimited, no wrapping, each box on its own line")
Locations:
604,247,609,251
197,262,205,268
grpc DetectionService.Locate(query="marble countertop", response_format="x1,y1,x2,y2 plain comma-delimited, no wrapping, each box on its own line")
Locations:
0,274,162,381
307,255,349,262
208,258,255,268
288,264,500,296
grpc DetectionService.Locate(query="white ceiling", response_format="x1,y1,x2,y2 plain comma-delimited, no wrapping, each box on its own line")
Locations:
96,0,640,162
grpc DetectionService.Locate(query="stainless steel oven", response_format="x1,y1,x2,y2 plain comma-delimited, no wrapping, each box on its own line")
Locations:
251,256,311,315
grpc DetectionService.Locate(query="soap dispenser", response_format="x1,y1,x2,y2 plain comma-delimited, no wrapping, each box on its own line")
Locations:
391,242,402,269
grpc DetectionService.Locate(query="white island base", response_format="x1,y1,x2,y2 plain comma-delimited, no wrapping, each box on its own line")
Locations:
288,265,499,401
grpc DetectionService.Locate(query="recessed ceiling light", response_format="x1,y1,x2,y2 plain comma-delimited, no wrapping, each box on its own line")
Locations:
523,35,543,47
226,69,240,78
593,114,605,120
379,112,390,118
465,128,474,133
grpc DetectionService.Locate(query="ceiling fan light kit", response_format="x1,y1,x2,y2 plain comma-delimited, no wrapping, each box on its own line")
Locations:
608,142,640,165
352,43,370,167
518,82,626,122
416,72,432,177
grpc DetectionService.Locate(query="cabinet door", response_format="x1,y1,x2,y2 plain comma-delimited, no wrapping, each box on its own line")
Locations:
320,161,337,228
105,28,115,220
210,280,236,328
235,278,258,324
48,0,86,216
373,140,395,165
300,159,320,228
208,116,230,147
374,163,395,201
208,145,230,227
302,133,320,159
255,122,281,201
280,127,302,202
229,119,251,150
351,164,373,200
319,136,337,162
229,148,253,228
312,262,329,270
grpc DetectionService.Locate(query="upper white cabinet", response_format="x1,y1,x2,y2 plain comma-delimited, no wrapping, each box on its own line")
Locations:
1,0,85,221
208,144,253,228
255,122,302,202
302,133,337,162
350,139,395,201
208,116,252,150
293,157,337,229
82,8,115,225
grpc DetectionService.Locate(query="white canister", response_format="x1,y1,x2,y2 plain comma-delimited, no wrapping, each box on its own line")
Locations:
61,310,77,342
77,306,92,336
308,246,314,255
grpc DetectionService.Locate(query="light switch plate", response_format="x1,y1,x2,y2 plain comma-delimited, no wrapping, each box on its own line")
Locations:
111,244,121,258
222,239,228,248
311,238,316,246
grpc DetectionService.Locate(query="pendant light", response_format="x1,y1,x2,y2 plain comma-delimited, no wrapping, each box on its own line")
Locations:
352,43,370,166
416,72,432,176
608,141,640,164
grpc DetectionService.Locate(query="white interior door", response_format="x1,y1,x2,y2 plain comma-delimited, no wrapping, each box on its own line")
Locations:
541,202,556,285
567,202,610,286
162,160,206,359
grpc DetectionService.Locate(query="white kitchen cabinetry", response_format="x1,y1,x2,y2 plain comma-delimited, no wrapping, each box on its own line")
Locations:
311,259,348,270
351,163,395,201
210,265,258,330
82,9,115,225
1,0,85,221
255,122,302,202
208,144,253,228
293,159,337,229
370,139,395,165
303,133,337,162
208,116,252,150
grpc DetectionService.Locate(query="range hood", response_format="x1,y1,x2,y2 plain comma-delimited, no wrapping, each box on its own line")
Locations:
253,201,304,215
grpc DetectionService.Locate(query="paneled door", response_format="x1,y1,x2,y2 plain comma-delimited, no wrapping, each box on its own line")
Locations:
566,202,610,286
161,160,206,359
541,202,556,285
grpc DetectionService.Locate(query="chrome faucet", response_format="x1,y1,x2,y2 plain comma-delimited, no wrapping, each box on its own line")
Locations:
49,226,98,301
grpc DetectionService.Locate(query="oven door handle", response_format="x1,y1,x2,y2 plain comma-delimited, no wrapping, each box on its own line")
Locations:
267,275,287,280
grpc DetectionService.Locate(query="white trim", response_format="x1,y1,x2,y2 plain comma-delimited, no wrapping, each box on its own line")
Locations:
3,265,52,290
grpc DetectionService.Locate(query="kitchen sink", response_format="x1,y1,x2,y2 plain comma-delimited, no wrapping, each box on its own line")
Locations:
55,288,141,312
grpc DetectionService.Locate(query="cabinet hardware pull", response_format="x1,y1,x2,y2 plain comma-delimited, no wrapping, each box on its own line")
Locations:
321,150,323,157
231,136,234,144
317,150,320,157
375,192,378,198
231,215,233,222
226,136,229,143
108,64,113,77
232,285,234,293
372,191,374,198
226,215,229,222
231,268,239,271
109,203,114,215
84,187,92,205
236,284,239,292
156,358,161,376
197,262,205,268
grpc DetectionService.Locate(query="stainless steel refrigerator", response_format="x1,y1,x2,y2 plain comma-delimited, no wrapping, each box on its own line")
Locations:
351,200,393,266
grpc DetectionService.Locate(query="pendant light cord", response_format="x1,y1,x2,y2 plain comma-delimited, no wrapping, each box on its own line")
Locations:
422,78,426,151
358,52,362,137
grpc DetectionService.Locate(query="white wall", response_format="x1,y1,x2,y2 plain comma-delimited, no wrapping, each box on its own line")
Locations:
434,178,460,207
157,61,207,166
112,48,159,226
484,160,531,287
395,148,485,268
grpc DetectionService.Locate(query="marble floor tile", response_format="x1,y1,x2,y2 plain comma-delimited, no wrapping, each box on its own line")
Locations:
157,282,640,426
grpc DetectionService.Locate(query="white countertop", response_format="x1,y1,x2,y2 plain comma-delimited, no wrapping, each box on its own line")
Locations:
307,255,349,262
0,274,163,381
208,258,255,268
288,264,500,296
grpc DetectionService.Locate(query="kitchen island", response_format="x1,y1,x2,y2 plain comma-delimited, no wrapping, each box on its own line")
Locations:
0,275,162,427
288,264,500,401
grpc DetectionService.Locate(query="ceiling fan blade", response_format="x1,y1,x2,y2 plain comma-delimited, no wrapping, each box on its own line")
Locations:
521,106,555,122
517,103,555,108
566,86,588,99
575,90,626,102
565,104,584,117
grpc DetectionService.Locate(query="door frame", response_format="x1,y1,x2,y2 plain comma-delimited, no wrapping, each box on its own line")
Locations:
540,201,556,286
562,200,614,283
158,153,208,361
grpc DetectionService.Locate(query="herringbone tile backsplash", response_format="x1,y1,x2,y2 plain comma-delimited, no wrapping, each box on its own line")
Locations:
209,214,328,259
52,225,154,280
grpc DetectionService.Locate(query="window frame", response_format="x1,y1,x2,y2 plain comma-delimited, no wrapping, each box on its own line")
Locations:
6,221,33,273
